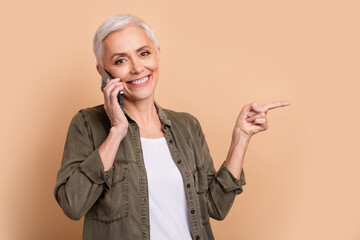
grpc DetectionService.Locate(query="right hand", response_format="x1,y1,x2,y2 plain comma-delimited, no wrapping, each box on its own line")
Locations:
103,78,128,137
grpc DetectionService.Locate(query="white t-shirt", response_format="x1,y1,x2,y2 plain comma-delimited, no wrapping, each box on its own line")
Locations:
141,137,192,240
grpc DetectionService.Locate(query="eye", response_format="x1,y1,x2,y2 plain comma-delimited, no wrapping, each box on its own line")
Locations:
115,58,126,65
140,51,150,57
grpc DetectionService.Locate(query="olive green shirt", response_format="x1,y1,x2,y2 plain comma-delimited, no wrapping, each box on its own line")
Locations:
54,101,246,240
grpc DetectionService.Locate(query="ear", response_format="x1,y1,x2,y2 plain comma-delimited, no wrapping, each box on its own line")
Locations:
156,46,160,64
96,64,102,76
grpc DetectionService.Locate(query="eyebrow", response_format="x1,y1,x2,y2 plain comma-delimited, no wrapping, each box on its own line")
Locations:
111,45,151,59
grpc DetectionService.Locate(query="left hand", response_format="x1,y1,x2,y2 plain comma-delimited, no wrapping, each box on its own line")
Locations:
234,101,291,138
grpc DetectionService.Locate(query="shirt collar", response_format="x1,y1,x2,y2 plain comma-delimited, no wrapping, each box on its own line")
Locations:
154,101,172,128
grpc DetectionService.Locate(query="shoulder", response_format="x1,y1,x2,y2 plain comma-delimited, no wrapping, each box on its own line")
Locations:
70,104,107,126
77,104,106,116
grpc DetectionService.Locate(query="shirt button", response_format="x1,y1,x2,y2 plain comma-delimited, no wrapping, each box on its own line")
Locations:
191,209,195,214
187,184,191,188
136,149,140,153
196,236,200,240
177,160,182,164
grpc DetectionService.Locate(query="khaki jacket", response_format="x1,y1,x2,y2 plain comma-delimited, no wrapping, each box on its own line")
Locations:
54,102,246,240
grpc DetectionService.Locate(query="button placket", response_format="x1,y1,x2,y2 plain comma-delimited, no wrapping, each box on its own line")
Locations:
164,127,201,240
132,122,150,240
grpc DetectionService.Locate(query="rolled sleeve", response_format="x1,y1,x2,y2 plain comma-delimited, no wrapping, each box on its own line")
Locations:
79,149,114,190
216,161,246,195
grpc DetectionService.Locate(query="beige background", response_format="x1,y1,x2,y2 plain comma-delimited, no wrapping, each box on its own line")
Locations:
1,0,359,239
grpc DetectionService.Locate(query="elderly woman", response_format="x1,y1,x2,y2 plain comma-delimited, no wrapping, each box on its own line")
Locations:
54,14,290,240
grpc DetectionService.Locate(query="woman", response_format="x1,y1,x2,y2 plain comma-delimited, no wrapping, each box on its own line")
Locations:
54,14,291,240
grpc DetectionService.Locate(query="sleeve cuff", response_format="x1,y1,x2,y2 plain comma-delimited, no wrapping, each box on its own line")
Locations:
79,149,114,189
215,161,246,195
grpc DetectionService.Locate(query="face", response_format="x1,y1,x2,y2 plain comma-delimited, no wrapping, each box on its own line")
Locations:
98,25,160,102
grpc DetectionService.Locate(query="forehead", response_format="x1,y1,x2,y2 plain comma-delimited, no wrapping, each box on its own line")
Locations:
102,25,154,53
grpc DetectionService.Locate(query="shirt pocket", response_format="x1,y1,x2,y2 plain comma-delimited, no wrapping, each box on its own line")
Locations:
192,165,210,224
92,163,129,224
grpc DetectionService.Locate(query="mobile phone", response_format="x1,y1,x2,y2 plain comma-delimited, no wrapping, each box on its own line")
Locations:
101,68,124,110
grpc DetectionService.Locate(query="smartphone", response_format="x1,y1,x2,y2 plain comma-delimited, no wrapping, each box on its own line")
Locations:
101,68,124,110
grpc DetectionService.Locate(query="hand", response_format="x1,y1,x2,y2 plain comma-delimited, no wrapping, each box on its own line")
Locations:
234,101,291,139
103,78,128,136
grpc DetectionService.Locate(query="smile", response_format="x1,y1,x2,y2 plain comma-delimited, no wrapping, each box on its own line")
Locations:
128,75,150,87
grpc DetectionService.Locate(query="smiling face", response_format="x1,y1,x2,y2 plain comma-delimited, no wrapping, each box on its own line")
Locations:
98,25,160,102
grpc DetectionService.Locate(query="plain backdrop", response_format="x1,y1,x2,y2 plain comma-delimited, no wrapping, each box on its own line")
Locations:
1,0,359,239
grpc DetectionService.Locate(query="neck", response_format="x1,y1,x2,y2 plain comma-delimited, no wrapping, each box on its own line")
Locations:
123,97,158,126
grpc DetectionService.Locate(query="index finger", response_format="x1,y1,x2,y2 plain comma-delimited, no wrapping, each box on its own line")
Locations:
262,101,291,112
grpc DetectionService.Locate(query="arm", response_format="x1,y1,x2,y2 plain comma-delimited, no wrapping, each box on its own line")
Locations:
224,128,251,180
54,75,129,220
201,100,291,220
54,111,124,220
225,101,291,179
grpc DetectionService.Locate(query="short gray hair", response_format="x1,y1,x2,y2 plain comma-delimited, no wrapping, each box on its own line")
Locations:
93,14,158,68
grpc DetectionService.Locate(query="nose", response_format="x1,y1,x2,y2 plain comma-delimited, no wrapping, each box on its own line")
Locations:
130,57,144,74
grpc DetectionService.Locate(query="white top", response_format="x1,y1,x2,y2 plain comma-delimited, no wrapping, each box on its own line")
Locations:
141,137,192,240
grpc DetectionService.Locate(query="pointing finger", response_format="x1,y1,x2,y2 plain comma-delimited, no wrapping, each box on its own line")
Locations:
261,101,291,112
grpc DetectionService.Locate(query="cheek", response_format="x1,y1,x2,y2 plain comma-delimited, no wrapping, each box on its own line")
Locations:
115,67,131,79
147,57,159,72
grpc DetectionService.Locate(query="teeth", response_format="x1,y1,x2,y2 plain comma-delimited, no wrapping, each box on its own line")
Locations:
130,75,149,85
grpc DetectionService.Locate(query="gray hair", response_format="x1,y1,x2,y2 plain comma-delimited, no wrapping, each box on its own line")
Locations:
93,14,158,68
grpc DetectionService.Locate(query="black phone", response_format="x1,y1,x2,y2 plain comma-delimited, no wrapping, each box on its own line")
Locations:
101,68,124,110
